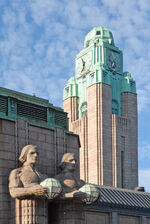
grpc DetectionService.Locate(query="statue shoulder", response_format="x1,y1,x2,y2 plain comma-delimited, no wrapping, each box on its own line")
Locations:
9,167,22,177
9,168,22,188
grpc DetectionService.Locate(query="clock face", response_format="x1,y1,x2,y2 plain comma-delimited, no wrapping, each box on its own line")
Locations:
76,51,92,76
107,49,121,72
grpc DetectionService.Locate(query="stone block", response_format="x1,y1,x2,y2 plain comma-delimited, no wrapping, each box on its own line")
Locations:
38,133,46,142
41,142,52,151
0,159,15,168
42,128,53,135
0,134,15,144
55,128,64,138
66,135,79,149
0,151,16,160
17,119,26,129
29,131,38,140
17,129,26,138
46,133,54,144
1,120,15,135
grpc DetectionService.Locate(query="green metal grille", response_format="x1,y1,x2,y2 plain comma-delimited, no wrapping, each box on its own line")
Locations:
55,111,67,128
0,96,8,114
17,101,47,121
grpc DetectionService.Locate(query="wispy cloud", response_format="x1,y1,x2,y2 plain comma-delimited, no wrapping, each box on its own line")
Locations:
139,169,150,192
0,0,150,112
139,143,150,162
0,0,149,189
138,142,150,191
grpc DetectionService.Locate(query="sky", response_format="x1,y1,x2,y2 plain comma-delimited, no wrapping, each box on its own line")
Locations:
0,0,150,190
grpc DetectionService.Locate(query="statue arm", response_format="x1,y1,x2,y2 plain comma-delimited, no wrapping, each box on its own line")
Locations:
9,185,47,198
64,190,87,199
9,169,47,199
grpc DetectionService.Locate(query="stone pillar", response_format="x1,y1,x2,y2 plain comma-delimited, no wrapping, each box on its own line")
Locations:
121,92,138,189
111,212,118,224
63,97,78,130
48,199,85,224
87,83,112,186
15,198,48,224
141,216,147,224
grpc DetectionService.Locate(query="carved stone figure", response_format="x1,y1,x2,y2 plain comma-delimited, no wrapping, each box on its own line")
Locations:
9,145,48,198
55,153,86,198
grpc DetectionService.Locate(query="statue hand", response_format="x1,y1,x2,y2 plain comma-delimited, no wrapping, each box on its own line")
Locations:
73,191,87,200
30,185,48,196
64,190,87,199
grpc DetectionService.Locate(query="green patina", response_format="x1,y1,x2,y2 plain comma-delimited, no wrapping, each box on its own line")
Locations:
0,87,68,130
63,27,136,118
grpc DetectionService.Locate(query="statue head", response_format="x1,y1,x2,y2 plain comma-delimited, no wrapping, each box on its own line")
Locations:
19,145,38,165
59,153,77,172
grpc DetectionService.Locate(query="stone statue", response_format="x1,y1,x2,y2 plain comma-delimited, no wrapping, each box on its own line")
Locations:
9,145,48,198
55,153,86,199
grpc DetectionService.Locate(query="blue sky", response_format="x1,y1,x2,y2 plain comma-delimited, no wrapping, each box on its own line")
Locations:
0,0,150,190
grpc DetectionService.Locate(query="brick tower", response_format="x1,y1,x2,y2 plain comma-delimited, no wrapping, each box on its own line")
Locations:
63,27,138,189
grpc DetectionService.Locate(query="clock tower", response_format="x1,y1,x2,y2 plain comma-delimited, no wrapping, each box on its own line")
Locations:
63,27,138,189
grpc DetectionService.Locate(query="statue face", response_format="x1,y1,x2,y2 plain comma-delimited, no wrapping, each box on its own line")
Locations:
65,155,76,171
26,147,38,165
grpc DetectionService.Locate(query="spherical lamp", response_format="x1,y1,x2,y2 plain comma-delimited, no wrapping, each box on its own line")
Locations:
40,178,62,199
79,184,100,204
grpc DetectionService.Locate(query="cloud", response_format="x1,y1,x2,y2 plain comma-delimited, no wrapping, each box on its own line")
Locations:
29,0,64,26
137,88,150,112
139,143,150,161
139,169,150,192
0,0,149,191
0,0,150,112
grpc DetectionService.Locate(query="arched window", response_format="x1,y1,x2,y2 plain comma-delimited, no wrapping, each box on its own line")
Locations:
65,87,69,97
80,102,87,117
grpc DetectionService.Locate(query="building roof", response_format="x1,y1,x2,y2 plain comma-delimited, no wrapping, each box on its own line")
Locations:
89,185,150,212
0,86,68,130
84,27,115,48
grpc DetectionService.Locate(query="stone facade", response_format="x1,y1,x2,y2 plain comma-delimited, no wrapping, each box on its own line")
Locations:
0,118,79,224
48,198,150,224
63,27,138,189
63,85,138,188
15,199,48,224
0,98,148,224
0,27,144,224
84,211,145,224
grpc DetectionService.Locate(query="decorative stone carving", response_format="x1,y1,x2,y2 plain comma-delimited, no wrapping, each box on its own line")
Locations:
55,153,86,199
15,198,48,224
9,145,48,199
55,153,100,203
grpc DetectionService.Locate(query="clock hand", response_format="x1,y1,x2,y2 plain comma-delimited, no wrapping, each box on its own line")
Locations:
81,58,86,72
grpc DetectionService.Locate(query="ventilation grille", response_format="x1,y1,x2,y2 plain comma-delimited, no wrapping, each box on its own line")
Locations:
17,101,47,121
0,96,8,114
55,111,67,128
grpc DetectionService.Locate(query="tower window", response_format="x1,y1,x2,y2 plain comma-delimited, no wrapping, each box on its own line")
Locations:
96,31,101,35
89,73,94,85
65,87,69,96
80,102,87,117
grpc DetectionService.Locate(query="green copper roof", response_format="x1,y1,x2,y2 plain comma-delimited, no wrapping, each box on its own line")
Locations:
0,87,68,130
64,26,136,118
84,27,115,48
